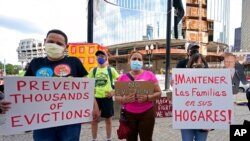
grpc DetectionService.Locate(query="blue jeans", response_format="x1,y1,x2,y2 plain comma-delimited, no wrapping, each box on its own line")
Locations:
33,123,81,141
181,129,208,141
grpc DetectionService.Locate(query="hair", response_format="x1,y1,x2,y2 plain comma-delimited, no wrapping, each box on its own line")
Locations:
128,50,144,61
46,29,68,44
186,53,208,68
223,52,236,59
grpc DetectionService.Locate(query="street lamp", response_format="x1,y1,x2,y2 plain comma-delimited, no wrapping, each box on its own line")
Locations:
145,44,154,68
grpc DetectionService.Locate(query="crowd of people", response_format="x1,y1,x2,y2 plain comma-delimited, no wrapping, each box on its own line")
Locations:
0,29,249,141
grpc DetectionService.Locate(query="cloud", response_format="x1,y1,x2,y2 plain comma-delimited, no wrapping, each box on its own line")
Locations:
0,0,88,64
0,15,43,34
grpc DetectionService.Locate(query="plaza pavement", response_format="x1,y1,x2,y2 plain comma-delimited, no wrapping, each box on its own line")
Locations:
0,92,249,141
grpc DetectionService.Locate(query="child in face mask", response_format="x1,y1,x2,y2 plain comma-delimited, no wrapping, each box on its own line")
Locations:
115,50,162,141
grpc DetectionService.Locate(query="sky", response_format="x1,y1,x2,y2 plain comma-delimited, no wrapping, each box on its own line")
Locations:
0,0,242,65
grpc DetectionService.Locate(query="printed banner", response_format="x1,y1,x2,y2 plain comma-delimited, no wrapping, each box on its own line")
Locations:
172,69,234,129
1,77,95,135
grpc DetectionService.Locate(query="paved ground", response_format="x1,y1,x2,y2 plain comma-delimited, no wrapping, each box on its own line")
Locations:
0,93,250,141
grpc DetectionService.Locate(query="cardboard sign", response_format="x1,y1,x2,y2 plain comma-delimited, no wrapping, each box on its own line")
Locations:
1,77,95,135
115,81,154,96
155,97,172,118
172,69,234,129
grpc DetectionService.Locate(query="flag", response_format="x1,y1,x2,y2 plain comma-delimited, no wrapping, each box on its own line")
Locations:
173,0,185,39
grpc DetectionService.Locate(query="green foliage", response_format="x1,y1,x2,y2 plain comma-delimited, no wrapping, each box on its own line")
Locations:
5,64,22,75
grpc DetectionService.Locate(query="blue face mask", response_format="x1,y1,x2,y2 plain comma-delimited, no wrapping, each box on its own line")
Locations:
130,60,143,70
97,57,106,65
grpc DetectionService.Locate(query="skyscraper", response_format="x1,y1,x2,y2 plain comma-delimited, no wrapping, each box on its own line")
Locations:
241,0,250,51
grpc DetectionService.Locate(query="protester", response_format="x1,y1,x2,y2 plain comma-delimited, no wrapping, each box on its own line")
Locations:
176,43,208,68
223,53,248,94
181,53,210,141
2,29,100,141
88,50,119,141
115,50,162,141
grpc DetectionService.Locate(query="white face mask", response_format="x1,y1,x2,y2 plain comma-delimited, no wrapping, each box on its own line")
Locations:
45,43,65,60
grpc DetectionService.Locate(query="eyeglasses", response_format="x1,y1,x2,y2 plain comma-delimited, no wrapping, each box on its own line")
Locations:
131,57,142,61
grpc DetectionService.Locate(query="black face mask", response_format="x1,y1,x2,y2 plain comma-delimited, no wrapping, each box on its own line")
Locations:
190,49,199,56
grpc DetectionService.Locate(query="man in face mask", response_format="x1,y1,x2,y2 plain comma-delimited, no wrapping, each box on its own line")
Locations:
176,43,200,68
88,50,119,141
2,29,100,141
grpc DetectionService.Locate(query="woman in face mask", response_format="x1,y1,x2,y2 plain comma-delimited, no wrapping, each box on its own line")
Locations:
115,50,162,141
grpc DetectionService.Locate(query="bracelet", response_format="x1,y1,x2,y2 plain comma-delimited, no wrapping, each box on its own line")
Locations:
146,95,149,101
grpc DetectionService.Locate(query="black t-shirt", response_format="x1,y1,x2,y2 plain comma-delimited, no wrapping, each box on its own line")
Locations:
176,59,189,68
25,56,88,77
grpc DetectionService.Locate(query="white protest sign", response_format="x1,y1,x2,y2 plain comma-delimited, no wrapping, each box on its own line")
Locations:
2,76,95,135
172,69,234,129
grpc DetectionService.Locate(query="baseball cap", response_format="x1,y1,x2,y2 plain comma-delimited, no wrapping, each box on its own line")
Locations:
95,50,107,57
187,43,199,51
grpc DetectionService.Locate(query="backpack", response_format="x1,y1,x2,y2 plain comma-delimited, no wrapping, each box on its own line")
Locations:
93,67,114,89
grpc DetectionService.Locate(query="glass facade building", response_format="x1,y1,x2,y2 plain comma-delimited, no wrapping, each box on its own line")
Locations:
207,0,230,44
94,0,230,46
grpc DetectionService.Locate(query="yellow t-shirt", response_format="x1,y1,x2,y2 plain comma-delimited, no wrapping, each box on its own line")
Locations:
87,67,119,98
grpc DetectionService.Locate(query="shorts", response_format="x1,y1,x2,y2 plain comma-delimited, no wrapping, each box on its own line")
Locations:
33,123,81,141
96,97,114,118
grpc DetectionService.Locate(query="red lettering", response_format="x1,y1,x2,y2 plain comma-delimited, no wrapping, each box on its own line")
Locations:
9,94,21,103
220,110,226,121
17,81,26,91
82,81,89,89
83,92,89,99
190,110,197,121
24,114,35,125
22,94,33,103
30,81,39,90
63,81,70,90
51,111,60,121
41,113,50,122
11,116,23,127
60,93,67,101
35,94,43,102
83,109,91,117
42,81,50,90
174,110,182,121
44,94,52,101
53,81,62,90
72,82,80,90
197,111,205,121
66,111,73,119
206,110,214,122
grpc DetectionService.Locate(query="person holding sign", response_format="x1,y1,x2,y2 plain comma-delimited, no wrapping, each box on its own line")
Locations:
3,29,100,141
88,50,119,141
115,50,162,141
180,53,210,141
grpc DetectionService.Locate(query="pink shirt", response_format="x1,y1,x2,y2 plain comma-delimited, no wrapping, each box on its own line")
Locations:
117,70,158,113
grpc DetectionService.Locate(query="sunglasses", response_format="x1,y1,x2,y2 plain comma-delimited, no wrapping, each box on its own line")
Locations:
131,57,142,61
